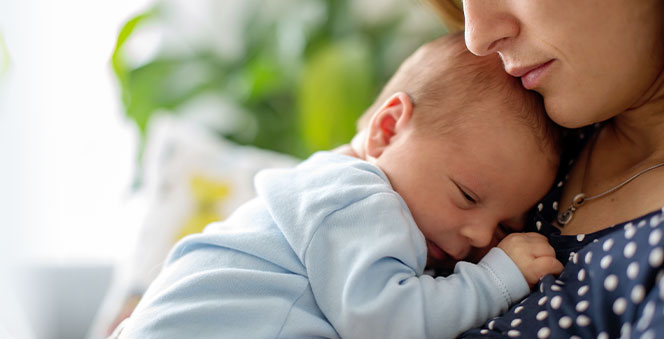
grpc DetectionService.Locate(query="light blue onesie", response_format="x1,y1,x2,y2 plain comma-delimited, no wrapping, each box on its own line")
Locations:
119,151,529,339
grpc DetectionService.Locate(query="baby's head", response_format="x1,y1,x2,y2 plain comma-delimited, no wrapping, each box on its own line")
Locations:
355,33,560,271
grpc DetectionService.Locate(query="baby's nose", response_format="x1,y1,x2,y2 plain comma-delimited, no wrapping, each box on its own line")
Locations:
462,224,495,249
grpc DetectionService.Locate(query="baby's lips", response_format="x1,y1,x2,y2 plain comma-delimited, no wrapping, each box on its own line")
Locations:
425,241,461,274
426,240,447,261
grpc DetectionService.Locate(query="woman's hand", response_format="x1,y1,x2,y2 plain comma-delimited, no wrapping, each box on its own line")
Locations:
498,232,563,287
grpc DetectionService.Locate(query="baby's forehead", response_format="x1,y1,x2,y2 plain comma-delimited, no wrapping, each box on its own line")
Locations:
434,77,533,123
432,100,546,157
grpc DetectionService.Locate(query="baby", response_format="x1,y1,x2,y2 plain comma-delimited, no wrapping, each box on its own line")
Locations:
116,33,563,339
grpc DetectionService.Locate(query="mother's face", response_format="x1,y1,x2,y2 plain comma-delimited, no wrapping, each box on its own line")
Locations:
462,0,664,128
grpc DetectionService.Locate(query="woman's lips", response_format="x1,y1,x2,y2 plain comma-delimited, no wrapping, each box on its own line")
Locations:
507,60,555,90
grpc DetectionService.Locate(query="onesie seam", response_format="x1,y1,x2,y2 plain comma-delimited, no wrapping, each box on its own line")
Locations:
478,261,512,306
274,281,312,339
302,191,399,267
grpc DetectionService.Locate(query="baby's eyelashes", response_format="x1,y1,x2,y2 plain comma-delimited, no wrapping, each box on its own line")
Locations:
461,190,476,203
454,182,478,205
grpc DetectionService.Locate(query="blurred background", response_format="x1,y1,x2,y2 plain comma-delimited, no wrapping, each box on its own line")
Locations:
0,0,445,338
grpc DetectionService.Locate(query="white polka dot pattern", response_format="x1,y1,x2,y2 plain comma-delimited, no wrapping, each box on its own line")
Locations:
537,296,547,306
550,296,561,310
631,285,645,304
575,300,589,312
460,130,664,339
576,315,590,327
462,207,664,338
613,297,627,315
600,255,612,269
627,262,639,280
603,238,614,252
624,242,637,258
604,275,618,291
536,327,549,338
625,225,636,239
558,316,572,329
577,269,586,282
650,229,662,246
536,311,547,321
649,248,663,267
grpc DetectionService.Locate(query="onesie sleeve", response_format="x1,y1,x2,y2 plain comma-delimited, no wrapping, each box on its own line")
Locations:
305,192,529,339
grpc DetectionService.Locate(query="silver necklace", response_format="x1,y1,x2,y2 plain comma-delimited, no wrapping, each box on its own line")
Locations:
557,130,664,226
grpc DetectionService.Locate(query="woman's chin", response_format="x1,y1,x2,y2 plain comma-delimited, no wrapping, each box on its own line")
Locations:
544,94,610,128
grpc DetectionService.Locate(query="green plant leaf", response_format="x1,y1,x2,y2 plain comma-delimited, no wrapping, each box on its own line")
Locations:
111,11,155,113
297,38,374,153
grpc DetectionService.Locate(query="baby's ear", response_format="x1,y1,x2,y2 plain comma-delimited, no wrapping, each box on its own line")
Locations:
365,92,414,159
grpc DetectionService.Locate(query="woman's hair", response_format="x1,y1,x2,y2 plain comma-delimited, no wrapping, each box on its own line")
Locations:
424,0,464,33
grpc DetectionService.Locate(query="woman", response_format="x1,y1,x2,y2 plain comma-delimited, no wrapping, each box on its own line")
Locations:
427,0,664,337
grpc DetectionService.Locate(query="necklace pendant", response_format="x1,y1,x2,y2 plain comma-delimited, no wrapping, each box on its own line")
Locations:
557,193,586,226
557,207,575,226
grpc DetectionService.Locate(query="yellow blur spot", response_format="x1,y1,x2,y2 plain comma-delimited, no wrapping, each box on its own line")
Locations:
174,175,231,242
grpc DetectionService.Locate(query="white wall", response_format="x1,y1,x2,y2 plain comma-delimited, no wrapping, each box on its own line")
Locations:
0,2,153,337
0,0,154,265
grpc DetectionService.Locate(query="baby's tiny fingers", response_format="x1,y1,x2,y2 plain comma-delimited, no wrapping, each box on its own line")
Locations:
523,232,551,242
529,242,556,258
533,256,564,277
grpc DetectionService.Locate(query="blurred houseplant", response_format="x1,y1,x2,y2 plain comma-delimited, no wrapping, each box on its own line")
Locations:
112,0,445,162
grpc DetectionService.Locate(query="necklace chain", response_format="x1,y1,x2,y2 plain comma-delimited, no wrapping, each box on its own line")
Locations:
582,162,664,202
557,129,664,226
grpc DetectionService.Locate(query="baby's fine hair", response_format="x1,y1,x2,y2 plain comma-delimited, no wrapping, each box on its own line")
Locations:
359,32,560,157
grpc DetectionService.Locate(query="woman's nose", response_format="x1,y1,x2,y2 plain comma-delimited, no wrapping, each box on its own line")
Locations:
462,0,519,56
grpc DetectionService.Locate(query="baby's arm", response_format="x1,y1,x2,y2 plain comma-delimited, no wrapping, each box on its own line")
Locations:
305,192,541,338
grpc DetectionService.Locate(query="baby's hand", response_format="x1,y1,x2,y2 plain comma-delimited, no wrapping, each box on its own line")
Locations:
332,144,358,157
497,232,563,287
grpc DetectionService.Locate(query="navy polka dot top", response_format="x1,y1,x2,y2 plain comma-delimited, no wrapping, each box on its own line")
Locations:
461,126,664,338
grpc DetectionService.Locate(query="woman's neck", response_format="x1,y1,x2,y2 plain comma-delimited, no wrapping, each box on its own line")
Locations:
606,70,664,163
558,93,664,235
554,68,664,235
612,111,664,160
